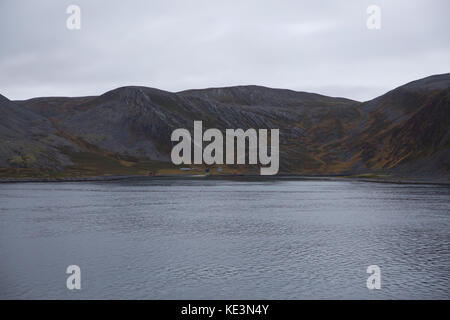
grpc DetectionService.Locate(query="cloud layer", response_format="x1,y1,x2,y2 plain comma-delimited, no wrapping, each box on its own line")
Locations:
1,0,449,101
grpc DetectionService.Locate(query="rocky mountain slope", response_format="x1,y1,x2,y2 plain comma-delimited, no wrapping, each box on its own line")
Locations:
1,73,449,180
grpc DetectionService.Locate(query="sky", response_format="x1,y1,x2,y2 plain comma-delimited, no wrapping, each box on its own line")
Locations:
0,0,449,101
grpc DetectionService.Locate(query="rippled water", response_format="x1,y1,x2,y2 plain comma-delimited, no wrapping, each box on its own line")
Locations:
0,178,449,299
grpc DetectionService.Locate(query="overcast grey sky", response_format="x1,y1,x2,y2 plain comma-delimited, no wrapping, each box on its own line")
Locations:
0,0,449,101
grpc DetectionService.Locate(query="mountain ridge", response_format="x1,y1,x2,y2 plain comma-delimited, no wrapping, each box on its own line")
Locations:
1,73,449,181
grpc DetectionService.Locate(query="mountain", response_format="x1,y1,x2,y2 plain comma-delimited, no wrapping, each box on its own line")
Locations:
1,73,449,181
0,94,74,171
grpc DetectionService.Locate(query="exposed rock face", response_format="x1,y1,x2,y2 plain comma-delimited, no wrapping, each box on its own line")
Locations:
2,73,449,179
0,94,74,169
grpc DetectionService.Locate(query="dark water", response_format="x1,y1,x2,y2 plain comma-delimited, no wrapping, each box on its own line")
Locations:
0,178,449,299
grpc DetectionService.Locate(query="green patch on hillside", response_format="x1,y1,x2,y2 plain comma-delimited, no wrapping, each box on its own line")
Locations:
0,167,47,178
0,151,175,179
60,151,174,177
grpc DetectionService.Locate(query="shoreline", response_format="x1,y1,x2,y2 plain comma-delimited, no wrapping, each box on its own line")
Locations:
1,174,449,185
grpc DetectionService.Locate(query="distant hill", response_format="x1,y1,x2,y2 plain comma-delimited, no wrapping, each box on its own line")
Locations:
1,73,449,181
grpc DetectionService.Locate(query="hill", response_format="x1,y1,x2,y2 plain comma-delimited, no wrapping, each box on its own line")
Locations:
1,73,449,181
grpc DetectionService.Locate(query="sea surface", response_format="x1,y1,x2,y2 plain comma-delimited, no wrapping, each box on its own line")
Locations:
0,178,449,299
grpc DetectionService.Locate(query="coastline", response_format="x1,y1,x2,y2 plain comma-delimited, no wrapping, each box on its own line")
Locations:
1,174,449,185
